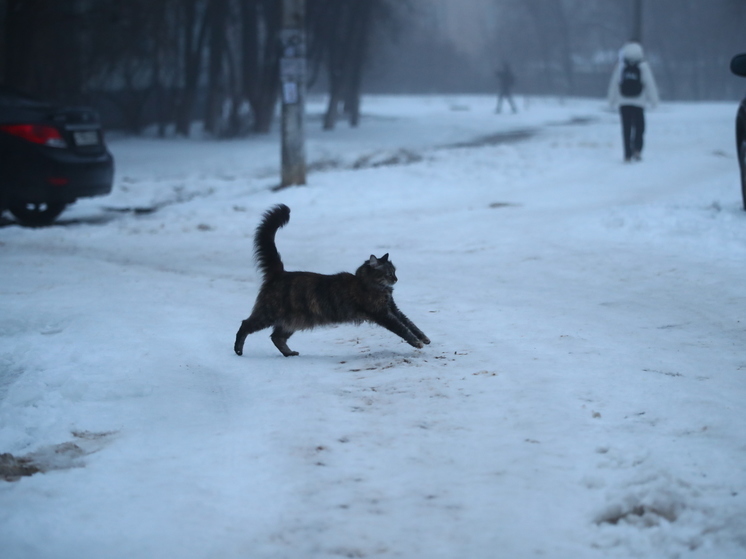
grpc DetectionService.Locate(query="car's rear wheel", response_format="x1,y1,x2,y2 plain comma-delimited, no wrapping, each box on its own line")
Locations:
740,140,746,211
8,201,67,226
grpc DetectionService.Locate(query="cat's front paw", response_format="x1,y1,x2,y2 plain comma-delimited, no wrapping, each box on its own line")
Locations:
412,340,424,349
421,336,431,345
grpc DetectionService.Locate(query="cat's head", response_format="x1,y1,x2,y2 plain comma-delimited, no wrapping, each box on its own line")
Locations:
358,253,397,289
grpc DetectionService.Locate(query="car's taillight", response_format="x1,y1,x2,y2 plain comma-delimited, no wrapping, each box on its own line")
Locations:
0,124,67,148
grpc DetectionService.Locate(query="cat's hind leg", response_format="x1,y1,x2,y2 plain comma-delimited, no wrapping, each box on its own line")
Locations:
271,326,299,357
234,314,272,356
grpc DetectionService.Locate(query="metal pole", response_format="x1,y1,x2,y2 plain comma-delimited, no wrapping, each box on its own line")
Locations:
279,0,306,188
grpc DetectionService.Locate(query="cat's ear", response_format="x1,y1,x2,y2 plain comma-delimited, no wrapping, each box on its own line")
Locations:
381,253,389,262
368,255,379,266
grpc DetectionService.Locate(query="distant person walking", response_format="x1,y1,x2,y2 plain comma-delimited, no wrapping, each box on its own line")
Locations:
495,61,517,114
607,42,660,162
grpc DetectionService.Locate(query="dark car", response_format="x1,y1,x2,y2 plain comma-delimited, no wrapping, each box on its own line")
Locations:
0,86,114,226
730,54,746,211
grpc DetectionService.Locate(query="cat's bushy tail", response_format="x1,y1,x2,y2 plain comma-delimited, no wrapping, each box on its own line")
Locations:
254,204,290,280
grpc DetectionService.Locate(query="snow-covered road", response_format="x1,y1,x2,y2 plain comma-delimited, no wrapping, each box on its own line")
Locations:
1,96,745,558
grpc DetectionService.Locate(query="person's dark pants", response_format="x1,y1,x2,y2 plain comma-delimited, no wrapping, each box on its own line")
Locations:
497,91,517,113
619,105,645,160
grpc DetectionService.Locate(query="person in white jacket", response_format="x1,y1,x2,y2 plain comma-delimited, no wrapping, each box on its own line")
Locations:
607,42,660,162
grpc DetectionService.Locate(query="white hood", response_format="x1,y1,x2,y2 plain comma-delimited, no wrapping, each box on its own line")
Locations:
621,42,644,63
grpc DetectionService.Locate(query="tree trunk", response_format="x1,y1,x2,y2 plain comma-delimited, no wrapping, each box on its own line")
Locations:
323,71,343,130
241,0,281,134
175,0,209,137
204,0,229,135
5,0,36,90
632,0,644,42
343,0,373,127
323,2,348,131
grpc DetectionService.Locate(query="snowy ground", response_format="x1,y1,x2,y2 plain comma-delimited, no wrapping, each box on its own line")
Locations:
1,95,745,558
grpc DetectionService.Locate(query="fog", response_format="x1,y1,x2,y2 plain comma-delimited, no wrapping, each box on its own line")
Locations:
365,0,746,100
2,0,745,135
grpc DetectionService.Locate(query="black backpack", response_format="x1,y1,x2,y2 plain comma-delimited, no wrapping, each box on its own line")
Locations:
619,61,643,96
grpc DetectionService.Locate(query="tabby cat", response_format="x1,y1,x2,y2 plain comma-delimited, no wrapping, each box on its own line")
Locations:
234,204,430,357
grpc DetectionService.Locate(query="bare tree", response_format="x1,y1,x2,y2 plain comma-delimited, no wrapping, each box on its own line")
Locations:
4,0,744,135
173,0,209,136
81,1,165,134
308,0,389,130
522,0,574,95
5,0,84,103
240,0,282,133
204,0,230,135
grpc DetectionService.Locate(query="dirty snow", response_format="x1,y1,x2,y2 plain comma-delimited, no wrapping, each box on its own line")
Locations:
1,95,745,558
